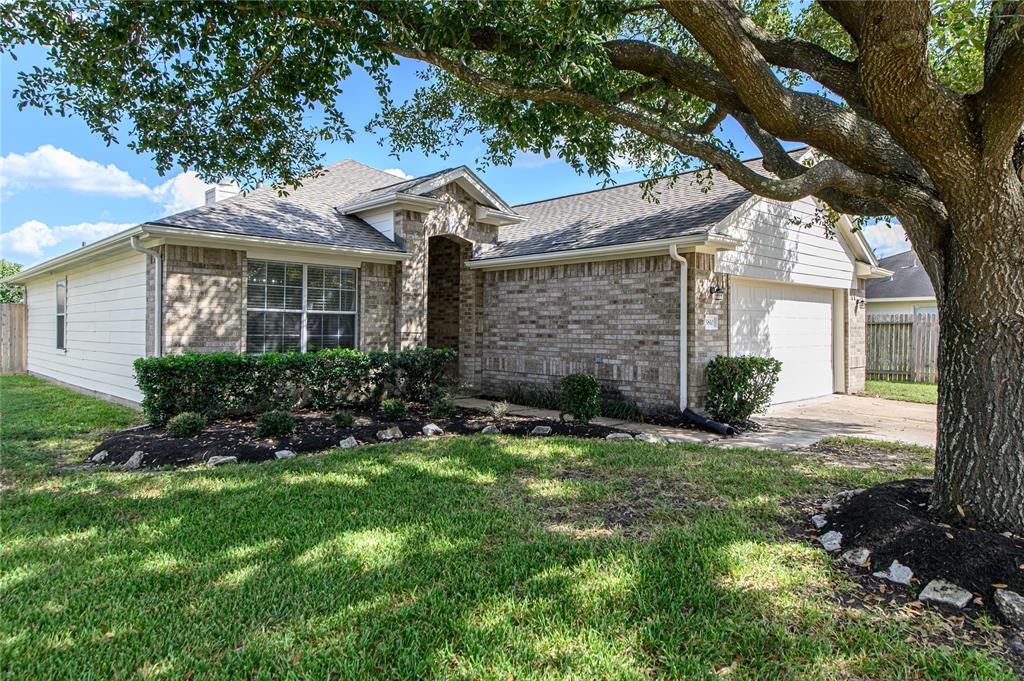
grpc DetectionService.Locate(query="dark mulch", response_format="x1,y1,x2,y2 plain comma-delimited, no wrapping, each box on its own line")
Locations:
90,406,627,470
821,479,1024,620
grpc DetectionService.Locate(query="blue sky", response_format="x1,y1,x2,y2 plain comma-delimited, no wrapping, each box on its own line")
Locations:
0,45,909,266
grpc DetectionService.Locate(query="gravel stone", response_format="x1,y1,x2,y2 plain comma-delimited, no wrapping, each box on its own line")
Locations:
530,426,552,436
207,455,238,467
994,589,1024,627
841,547,872,567
873,559,913,586
339,436,358,449
274,450,296,459
606,433,634,440
818,530,843,551
918,580,973,609
422,423,444,436
376,426,403,441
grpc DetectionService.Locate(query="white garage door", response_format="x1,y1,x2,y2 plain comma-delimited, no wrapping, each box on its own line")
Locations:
730,280,835,404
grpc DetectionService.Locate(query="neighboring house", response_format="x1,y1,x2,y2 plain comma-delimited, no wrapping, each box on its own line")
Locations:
865,250,938,316
3,151,889,411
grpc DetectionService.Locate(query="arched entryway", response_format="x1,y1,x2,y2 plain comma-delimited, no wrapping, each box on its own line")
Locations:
426,235,467,351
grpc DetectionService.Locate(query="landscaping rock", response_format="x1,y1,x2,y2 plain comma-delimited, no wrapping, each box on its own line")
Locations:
207,455,238,467
818,530,843,552
635,433,662,444
994,589,1024,627
339,436,358,449
90,450,108,464
841,547,872,567
835,488,866,501
123,451,144,470
811,514,828,529
422,423,444,436
873,559,913,586
377,426,403,441
606,432,634,440
480,425,500,434
918,580,973,609
274,450,296,459
531,425,552,436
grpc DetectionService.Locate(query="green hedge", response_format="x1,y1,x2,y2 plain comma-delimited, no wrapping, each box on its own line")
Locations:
704,355,782,424
133,348,456,425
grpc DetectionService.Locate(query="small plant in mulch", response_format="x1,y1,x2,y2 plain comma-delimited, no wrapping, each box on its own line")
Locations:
380,398,408,421
332,409,356,429
430,398,457,419
256,410,296,439
165,412,208,438
561,373,602,424
488,400,509,421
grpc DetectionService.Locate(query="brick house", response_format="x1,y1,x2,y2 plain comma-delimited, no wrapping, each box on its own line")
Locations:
5,151,889,412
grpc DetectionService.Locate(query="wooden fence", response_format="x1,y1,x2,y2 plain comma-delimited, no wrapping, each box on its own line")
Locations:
1,303,27,374
866,312,939,383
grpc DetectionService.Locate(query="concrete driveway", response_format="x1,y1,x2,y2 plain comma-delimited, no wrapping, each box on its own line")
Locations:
715,394,937,451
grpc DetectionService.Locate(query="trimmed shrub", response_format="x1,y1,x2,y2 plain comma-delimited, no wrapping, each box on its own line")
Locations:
332,409,356,429
430,398,457,419
560,373,602,424
165,412,208,438
134,348,457,425
380,398,408,421
704,355,783,424
256,410,296,439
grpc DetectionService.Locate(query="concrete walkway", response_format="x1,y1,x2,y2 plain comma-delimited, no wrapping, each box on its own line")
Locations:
454,394,937,450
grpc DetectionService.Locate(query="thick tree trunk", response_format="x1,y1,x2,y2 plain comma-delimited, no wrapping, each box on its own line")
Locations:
929,176,1024,533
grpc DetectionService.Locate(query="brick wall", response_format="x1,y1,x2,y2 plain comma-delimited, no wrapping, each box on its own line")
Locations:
426,236,463,350
845,283,867,393
479,255,681,413
686,252,730,407
359,262,398,351
160,246,246,354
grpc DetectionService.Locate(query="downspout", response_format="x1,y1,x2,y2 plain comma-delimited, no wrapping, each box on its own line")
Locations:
130,235,162,357
668,244,687,411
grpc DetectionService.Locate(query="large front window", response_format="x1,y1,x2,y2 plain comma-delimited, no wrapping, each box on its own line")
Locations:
246,261,357,353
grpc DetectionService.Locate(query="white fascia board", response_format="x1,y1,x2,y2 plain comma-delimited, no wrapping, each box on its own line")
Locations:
466,233,740,270
421,166,514,214
1,225,145,283
142,224,410,263
867,295,936,303
855,262,893,279
475,206,526,225
339,193,440,215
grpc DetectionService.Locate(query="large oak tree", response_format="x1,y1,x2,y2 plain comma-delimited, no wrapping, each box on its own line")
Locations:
2,1,1021,531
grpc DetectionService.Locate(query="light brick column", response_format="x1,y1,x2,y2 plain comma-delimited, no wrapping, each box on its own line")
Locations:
358,262,399,351
159,246,246,354
845,283,867,393
685,252,730,410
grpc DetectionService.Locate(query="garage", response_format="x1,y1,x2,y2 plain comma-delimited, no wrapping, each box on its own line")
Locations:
729,279,836,405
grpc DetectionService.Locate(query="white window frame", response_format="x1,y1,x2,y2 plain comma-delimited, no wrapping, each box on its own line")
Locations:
56,278,67,351
245,260,359,353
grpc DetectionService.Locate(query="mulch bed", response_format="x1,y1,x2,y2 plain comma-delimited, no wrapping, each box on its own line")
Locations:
89,406,627,471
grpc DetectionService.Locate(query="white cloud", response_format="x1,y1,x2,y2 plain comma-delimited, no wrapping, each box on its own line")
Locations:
151,172,212,214
1,220,134,259
382,167,414,180
861,220,911,258
0,145,215,215
0,145,152,198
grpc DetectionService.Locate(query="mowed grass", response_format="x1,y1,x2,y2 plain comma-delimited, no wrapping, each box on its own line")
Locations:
1,376,1012,679
864,380,939,404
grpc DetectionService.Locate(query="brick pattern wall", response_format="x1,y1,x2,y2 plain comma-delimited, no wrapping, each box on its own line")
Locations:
479,255,681,413
161,246,246,354
845,283,867,393
686,252,730,408
359,262,398,351
426,236,463,350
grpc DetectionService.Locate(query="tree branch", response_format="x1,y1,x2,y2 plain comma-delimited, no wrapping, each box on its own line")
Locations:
974,2,1024,161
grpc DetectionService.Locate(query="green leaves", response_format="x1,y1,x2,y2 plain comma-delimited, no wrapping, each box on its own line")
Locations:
704,355,782,425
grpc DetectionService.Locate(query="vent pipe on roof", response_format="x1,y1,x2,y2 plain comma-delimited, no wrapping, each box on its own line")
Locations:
204,181,240,206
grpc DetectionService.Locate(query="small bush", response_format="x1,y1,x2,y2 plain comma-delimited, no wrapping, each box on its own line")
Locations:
704,355,783,424
430,398,457,419
166,412,207,438
504,385,564,412
488,400,509,421
332,409,355,429
380,398,408,421
560,373,602,424
256,410,296,439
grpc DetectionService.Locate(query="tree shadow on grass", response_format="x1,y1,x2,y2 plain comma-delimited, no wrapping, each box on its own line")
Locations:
0,436,1013,680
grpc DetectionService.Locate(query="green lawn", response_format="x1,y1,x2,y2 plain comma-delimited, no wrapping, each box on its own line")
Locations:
864,380,939,404
0,376,1012,679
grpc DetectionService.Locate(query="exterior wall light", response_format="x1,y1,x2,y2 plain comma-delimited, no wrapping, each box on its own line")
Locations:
709,285,725,303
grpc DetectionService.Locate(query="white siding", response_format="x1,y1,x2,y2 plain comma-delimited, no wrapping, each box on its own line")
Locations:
25,249,147,403
715,196,857,289
356,208,395,240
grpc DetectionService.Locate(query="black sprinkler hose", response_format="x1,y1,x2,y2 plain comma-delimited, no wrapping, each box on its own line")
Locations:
682,408,736,436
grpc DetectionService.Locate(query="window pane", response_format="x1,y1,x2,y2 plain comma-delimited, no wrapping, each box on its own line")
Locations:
248,261,267,285
266,263,286,286
339,270,356,290
246,337,263,354
307,288,326,311
339,316,355,336
324,268,341,289
325,289,340,312
56,281,66,314
56,315,65,350
266,286,285,309
286,265,303,286
307,266,325,289
339,290,355,312
285,288,303,310
247,311,265,336
248,286,266,309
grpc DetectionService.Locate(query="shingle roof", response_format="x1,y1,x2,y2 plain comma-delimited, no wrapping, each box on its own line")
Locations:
475,155,789,260
865,250,936,299
340,168,456,207
151,160,407,252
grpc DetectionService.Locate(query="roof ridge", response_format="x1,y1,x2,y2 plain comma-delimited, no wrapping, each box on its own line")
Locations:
511,147,808,209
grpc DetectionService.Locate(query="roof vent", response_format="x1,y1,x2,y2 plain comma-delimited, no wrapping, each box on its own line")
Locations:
204,181,240,206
